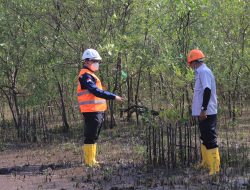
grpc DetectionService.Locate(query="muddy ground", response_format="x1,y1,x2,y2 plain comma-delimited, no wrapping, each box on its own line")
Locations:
0,125,249,190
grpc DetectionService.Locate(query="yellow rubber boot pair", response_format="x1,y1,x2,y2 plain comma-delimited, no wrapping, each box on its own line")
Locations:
196,144,209,169
82,144,99,167
206,147,220,175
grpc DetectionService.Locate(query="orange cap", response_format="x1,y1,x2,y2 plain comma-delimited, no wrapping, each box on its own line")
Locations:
187,49,205,65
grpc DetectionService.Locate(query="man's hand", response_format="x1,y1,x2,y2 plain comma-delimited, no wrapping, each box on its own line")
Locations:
115,96,125,102
199,110,207,121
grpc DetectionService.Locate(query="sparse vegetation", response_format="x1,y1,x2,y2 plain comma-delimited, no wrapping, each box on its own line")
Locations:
0,0,249,189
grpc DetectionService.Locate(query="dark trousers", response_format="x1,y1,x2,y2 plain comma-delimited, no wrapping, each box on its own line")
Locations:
198,114,218,149
82,112,104,144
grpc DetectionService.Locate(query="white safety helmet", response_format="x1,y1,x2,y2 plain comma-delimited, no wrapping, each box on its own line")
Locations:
82,48,102,61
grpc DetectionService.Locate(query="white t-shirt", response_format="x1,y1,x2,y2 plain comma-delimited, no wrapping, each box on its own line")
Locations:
192,63,217,116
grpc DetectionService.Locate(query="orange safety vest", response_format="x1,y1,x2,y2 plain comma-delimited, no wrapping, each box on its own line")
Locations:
77,68,107,112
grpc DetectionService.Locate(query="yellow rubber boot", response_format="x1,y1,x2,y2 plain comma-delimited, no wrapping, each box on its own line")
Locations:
196,144,209,169
206,147,220,175
93,143,100,164
83,144,97,167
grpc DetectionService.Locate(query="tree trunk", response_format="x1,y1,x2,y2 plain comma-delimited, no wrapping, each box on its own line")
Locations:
57,80,69,133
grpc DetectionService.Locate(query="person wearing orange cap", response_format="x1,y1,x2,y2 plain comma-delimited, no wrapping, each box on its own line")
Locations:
77,48,124,167
187,49,220,175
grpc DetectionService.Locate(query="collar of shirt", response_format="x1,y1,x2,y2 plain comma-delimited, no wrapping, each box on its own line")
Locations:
195,63,206,75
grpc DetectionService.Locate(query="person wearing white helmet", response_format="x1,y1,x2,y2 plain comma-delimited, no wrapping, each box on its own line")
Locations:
77,48,124,167
82,48,102,61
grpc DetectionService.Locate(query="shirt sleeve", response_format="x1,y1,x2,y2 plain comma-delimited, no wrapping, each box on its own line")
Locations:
202,87,211,110
199,70,212,90
79,73,116,100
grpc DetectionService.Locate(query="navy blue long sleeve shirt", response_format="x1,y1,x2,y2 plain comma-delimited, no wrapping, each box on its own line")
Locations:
79,68,116,100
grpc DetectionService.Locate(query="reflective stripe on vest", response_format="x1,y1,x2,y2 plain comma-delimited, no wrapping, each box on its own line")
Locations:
77,90,91,96
79,100,106,105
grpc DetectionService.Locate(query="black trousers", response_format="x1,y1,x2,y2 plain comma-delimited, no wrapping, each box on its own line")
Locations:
198,114,218,149
82,112,104,144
